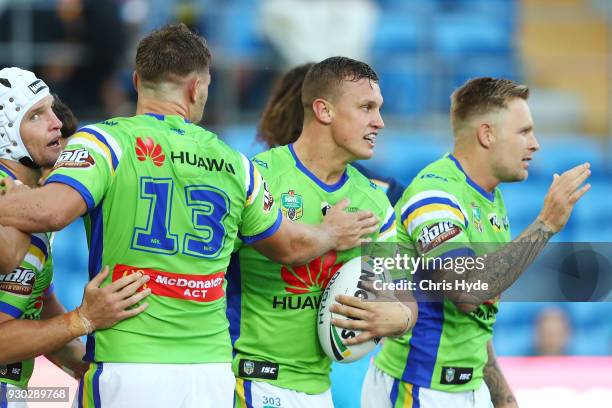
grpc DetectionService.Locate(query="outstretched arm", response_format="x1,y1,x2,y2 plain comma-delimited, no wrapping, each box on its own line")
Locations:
251,199,379,265
437,163,591,310
0,267,150,364
0,180,86,233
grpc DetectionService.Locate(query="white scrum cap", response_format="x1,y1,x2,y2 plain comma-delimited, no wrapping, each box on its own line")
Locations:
0,67,50,165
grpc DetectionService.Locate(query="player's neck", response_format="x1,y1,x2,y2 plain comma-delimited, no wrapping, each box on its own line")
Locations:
136,95,189,121
0,159,41,188
452,150,499,193
292,135,347,185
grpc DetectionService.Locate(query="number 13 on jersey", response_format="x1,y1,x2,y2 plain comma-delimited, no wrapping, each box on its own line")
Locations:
131,177,231,259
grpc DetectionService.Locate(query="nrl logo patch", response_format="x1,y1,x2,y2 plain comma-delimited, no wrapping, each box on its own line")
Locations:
243,360,255,376
445,367,455,383
54,148,95,170
281,190,303,221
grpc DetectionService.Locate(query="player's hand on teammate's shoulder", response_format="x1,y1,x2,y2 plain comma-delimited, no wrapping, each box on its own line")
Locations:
0,177,29,196
78,266,151,332
538,162,591,233
323,198,379,251
329,281,414,346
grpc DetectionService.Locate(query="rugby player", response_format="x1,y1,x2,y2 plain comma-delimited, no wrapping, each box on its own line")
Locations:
228,57,417,408
0,25,379,408
363,77,591,408
256,62,405,205
0,68,149,406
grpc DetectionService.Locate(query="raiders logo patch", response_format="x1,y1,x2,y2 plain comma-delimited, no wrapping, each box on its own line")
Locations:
0,267,35,297
417,221,462,253
53,148,95,169
263,181,274,213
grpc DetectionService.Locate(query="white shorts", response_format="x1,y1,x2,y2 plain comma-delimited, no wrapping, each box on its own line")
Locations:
0,382,28,408
72,362,234,408
234,378,333,408
361,363,493,408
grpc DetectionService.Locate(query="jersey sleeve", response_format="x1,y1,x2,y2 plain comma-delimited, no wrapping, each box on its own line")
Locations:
377,204,398,243
398,187,471,259
238,154,282,244
44,124,123,211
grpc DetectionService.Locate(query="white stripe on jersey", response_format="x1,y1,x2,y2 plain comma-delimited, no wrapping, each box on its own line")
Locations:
68,136,115,173
84,124,123,162
241,154,252,200
23,253,43,271
407,210,465,236
400,190,468,222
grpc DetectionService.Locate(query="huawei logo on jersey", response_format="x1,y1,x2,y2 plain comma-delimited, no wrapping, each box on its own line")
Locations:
135,137,165,167
281,251,343,294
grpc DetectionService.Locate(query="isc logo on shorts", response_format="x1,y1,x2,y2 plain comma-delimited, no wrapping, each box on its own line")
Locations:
238,359,279,380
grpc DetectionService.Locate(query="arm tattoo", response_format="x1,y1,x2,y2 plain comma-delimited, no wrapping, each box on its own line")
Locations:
484,350,517,407
436,219,554,304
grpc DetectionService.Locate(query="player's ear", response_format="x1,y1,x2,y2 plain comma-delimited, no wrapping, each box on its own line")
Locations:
132,71,139,91
312,98,333,125
188,77,200,104
476,122,493,148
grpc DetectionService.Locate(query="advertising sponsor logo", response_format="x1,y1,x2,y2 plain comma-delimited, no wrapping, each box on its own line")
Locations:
0,268,35,297
441,367,473,385
263,181,274,213
136,137,165,167
53,148,95,169
238,359,279,380
418,221,462,253
113,264,225,302
27,79,47,95
169,151,235,174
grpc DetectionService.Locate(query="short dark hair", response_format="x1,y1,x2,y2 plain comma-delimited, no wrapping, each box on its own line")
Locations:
52,93,78,138
257,63,314,148
135,23,212,83
301,56,379,118
451,77,530,132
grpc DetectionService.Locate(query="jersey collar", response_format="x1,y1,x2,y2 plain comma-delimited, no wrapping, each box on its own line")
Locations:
145,113,191,124
288,143,349,193
447,154,495,202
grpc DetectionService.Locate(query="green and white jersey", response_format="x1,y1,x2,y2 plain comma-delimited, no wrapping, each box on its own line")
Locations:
227,144,397,395
0,164,54,389
375,154,511,392
45,114,281,364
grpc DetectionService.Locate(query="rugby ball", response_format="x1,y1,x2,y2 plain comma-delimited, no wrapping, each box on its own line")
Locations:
317,257,384,363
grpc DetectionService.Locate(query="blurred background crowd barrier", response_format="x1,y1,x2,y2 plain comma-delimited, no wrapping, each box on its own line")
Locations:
1,0,611,407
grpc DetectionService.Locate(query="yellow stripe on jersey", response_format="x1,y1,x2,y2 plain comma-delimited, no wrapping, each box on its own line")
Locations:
403,204,465,234
23,244,45,271
246,167,262,207
70,132,115,174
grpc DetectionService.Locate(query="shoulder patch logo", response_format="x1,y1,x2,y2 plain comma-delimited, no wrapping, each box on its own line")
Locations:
136,137,165,167
263,181,274,213
54,148,95,170
418,221,461,253
0,267,35,297
281,190,303,220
